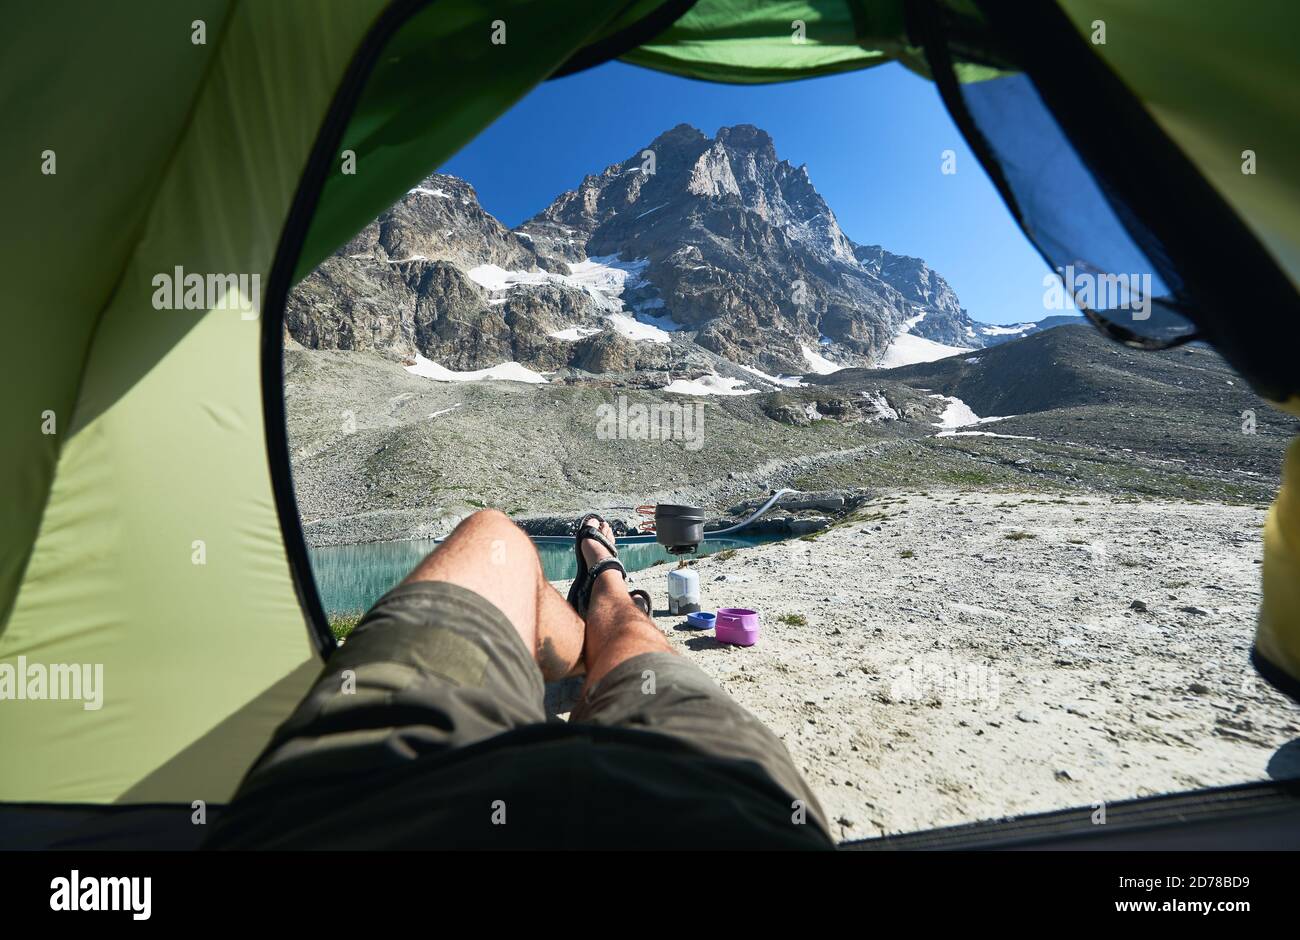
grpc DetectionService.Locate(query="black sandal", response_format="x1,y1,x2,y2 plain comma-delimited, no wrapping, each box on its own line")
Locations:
568,514,652,617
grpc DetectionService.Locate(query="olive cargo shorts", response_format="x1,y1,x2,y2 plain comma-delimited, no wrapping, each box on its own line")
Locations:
218,581,830,844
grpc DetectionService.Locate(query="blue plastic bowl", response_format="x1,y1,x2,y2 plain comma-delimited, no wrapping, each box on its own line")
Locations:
685,611,717,630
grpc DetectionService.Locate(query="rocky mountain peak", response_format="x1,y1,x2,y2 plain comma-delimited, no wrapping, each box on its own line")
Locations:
338,171,541,274
714,123,777,157
289,123,1027,382
647,122,709,151
687,140,743,197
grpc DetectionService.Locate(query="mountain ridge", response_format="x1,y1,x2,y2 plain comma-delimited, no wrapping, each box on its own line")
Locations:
286,123,1068,384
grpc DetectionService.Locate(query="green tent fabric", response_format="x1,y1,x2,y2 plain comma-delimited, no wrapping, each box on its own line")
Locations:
1,0,390,804
1056,0,1300,290
620,0,922,83
2,0,1298,822
0,0,696,806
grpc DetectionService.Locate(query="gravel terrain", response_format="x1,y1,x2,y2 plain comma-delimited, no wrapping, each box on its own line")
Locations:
286,327,1295,547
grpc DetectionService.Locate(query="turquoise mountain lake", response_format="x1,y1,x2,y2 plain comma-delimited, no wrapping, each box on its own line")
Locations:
308,535,775,617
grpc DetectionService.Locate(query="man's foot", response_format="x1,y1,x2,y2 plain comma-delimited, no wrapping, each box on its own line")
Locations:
579,517,652,616
567,515,625,616
574,517,673,691
567,515,652,618
579,517,619,571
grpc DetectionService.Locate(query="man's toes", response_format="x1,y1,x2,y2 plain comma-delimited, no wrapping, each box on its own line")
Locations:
580,519,616,565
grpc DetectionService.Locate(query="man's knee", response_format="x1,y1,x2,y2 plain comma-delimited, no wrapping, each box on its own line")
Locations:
453,507,502,529
454,508,525,541
459,507,513,529
455,509,535,565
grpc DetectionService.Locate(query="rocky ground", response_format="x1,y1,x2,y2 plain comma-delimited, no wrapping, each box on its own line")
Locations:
554,490,1300,843
286,327,1294,547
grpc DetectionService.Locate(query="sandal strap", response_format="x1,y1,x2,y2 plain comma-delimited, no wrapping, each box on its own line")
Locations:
628,588,652,615
576,526,619,560
568,513,608,615
573,557,627,621
568,514,628,621
586,557,627,583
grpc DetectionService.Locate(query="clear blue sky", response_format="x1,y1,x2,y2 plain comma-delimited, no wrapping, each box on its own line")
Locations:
442,60,1053,325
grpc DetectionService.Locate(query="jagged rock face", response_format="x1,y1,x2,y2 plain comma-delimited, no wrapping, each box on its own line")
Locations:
343,175,539,272
853,244,978,346
407,263,572,371
286,255,419,354
287,174,601,369
519,123,982,373
854,245,963,316
570,331,680,373
287,126,997,377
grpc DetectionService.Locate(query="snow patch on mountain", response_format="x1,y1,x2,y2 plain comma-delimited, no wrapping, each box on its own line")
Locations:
465,264,552,291
878,332,969,368
549,325,602,341
468,255,678,341
566,255,649,295
662,374,759,396
861,391,900,421
608,312,672,343
405,354,548,384
801,343,842,375
629,303,682,336
929,394,1015,430
873,310,970,367
737,363,807,388
936,429,1038,440
980,323,1038,337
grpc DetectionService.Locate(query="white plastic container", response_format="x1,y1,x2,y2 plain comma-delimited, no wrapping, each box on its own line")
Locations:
667,567,701,615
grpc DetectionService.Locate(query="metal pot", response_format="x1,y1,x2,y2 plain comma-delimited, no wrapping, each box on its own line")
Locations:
654,504,705,555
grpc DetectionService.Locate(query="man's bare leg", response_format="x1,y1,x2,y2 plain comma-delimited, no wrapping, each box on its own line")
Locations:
576,517,674,692
401,509,586,681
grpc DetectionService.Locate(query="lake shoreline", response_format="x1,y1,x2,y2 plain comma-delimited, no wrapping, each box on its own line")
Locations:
299,486,863,550
312,531,784,620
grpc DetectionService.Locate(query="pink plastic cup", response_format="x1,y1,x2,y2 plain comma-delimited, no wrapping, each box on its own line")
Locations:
715,607,760,646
